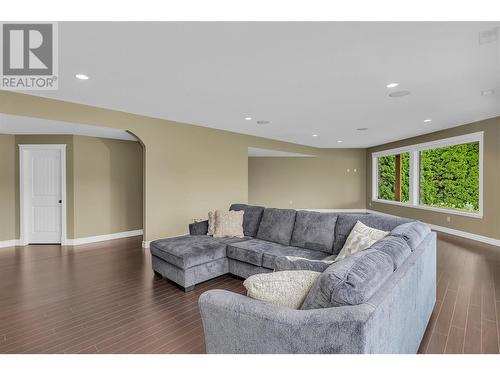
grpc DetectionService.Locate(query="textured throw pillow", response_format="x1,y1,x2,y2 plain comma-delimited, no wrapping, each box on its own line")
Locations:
207,211,216,236
274,256,334,272
213,210,244,238
244,270,320,309
334,220,389,262
301,249,394,309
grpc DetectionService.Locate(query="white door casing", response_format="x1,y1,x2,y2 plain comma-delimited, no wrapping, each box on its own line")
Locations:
19,145,67,245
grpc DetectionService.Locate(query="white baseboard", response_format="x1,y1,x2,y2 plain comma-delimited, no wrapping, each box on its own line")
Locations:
0,230,143,249
367,209,500,247
0,239,18,248
304,208,367,213
142,233,189,249
5,208,498,250
425,223,500,247
66,229,143,246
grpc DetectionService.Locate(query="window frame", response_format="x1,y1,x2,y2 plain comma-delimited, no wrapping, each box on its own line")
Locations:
372,131,484,218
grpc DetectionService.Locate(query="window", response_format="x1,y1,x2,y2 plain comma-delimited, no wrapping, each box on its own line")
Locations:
419,142,480,212
372,132,483,217
377,152,410,203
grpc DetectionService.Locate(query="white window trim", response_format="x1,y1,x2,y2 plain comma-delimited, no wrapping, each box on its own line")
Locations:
371,131,484,219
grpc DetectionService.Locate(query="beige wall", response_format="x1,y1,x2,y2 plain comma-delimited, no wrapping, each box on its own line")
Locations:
8,134,143,240
366,116,500,240
0,135,15,241
5,91,496,243
73,136,143,238
0,91,366,242
249,149,366,209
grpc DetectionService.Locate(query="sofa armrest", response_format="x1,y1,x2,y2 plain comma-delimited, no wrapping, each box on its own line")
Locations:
189,220,208,235
199,289,374,354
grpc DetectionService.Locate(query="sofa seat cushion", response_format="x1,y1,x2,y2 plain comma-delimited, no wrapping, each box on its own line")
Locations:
274,256,334,272
333,214,413,254
290,211,337,253
229,204,265,237
150,235,249,269
301,248,394,309
256,208,297,246
227,239,328,269
390,221,431,250
261,246,328,270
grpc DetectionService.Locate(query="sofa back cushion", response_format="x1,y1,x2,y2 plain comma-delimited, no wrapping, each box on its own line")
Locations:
229,204,265,237
369,235,411,270
256,208,297,246
290,211,338,253
390,221,431,251
301,248,394,309
333,214,412,254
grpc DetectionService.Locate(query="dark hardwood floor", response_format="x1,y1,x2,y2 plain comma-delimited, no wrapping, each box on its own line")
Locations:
419,233,500,354
0,232,498,354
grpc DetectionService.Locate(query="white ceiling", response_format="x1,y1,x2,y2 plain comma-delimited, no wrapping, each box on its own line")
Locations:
248,147,313,157
28,22,500,148
0,114,137,141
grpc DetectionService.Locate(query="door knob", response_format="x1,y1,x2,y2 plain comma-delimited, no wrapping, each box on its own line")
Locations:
59,200,62,203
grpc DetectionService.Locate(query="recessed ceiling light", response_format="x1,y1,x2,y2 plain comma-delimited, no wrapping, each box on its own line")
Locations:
388,90,411,98
423,119,432,123
386,83,399,88
244,116,252,120
356,127,368,131
312,134,318,137
75,73,89,80
256,120,270,125
481,89,495,96
337,140,343,143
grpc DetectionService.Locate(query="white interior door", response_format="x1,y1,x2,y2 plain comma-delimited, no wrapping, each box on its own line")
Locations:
21,146,65,244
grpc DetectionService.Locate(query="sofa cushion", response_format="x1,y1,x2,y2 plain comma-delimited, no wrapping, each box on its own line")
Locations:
244,271,321,309
333,214,413,254
369,235,411,270
189,220,209,235
150,235,248,269
290,211,337,253
334,221,389,262
213,210,244,238
207,211,216,235
227,239,281,266
227,239,327,269
229,204,265,237
301,249,394,309
261,246,328,270
256,208,297,246
274,256,334,272
390,221,431,250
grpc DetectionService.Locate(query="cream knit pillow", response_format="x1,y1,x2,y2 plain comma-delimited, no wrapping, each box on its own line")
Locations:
334,220,389,262
244,270,321,309
213,210,244,238
207,211,216,236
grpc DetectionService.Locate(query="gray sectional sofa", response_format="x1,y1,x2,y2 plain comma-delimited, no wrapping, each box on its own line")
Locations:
150,204,437,353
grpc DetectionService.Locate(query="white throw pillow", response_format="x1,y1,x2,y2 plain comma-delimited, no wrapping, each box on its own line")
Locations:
243,270,320,309
334,221,389,262
207,211,216,236
213,210,244,238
